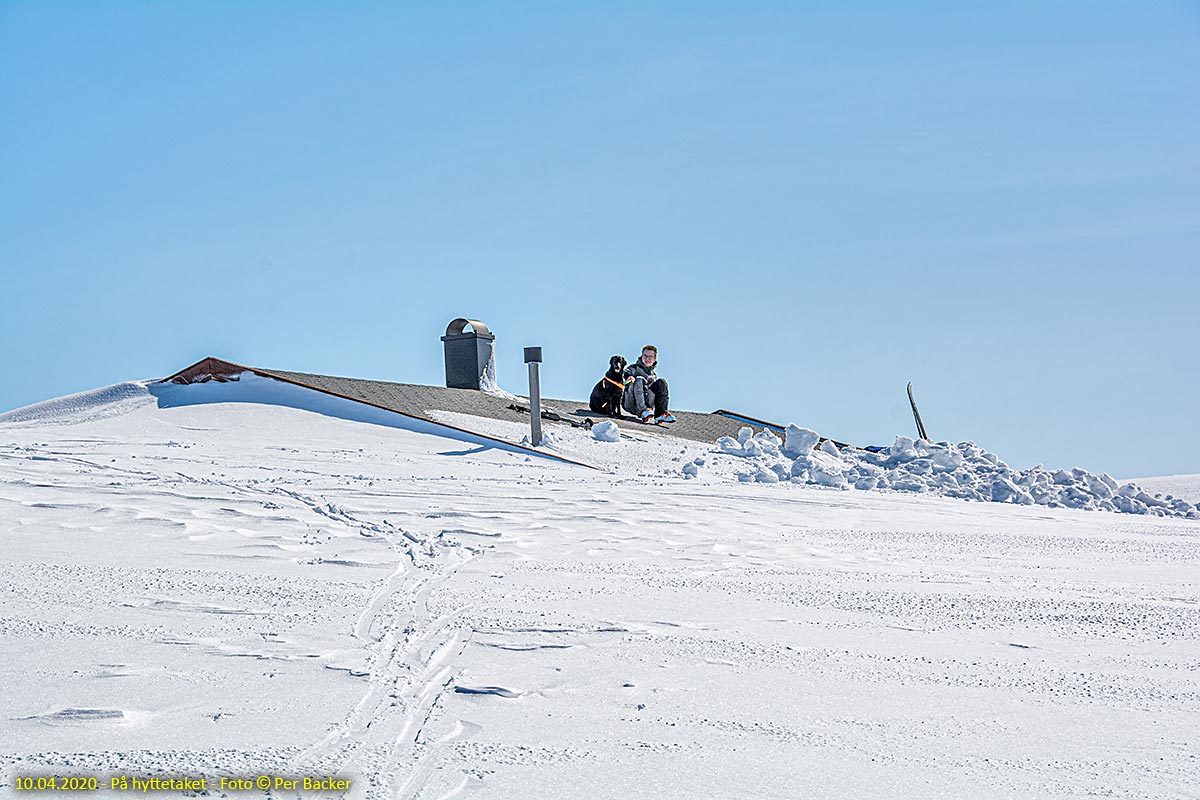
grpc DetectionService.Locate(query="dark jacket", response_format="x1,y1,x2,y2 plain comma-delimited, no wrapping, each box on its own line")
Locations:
622,358,659,415
623,358,657,383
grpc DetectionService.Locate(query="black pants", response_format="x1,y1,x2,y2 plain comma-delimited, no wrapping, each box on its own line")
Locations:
648,378,670,416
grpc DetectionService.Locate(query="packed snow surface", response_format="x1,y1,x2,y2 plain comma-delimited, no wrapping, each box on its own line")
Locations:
1,379,1198,798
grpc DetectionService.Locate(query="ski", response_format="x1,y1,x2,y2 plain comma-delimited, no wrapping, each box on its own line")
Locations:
507,403,594,430
907,382,929,441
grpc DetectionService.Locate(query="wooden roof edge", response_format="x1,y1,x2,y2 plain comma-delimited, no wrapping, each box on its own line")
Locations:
160,356,263,384
158,357,600,471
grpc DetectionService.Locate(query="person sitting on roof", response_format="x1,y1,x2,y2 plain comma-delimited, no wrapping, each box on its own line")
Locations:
623,344,675,424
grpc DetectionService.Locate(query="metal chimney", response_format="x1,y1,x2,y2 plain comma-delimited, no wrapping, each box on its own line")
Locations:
441,318,495,390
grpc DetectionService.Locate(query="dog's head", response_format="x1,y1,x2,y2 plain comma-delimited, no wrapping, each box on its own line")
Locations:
609,355,627,374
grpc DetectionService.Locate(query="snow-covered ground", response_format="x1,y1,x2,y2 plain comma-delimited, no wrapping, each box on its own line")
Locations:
1,380,1198,798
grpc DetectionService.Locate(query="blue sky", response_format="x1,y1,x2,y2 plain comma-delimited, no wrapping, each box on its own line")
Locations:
2,1,1197,478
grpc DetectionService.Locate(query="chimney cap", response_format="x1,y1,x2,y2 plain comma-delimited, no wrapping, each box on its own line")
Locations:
444,318,493,339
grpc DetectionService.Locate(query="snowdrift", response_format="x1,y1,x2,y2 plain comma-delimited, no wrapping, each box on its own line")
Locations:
712,426,1199,519
1,374,572,466
0,381,155,426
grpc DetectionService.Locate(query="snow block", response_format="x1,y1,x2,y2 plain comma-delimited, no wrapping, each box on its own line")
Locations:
592,420,620,443
783,425,819,457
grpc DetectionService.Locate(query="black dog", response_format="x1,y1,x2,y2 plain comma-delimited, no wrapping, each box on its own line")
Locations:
589,355,627,417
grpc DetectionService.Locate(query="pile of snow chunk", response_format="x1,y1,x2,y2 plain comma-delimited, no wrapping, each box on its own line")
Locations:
712,425,1199,518
591,420,620,442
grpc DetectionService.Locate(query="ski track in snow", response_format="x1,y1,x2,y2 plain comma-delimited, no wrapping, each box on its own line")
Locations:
0,384,1198,798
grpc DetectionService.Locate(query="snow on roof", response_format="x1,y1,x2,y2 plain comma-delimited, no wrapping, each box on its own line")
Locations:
163,356,765,446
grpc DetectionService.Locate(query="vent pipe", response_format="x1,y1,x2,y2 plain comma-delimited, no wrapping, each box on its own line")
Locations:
524,346,543,446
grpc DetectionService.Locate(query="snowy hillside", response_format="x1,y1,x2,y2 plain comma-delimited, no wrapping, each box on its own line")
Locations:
1,380,1198,799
